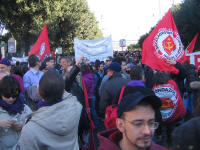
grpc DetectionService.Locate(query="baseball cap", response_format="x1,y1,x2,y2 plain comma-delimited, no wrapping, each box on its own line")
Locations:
117,86,161,118
171,117,200,150
0,58,11,66
105,62,121,72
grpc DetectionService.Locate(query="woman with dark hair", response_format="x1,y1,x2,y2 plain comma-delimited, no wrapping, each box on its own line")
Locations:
0,76,32,150
80,63,100,127
153,71,171,86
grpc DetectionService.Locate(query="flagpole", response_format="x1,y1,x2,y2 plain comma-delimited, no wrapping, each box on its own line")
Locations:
158,0,161,19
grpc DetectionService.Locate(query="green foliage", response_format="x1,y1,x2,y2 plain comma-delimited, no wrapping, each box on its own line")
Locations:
136,0,200,51
137,33,149,49
0,0,103,55
173,0,200,51
0,33,11,42
127,43,139,50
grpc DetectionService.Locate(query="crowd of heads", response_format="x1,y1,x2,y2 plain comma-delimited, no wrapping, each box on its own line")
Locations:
0,51,199,150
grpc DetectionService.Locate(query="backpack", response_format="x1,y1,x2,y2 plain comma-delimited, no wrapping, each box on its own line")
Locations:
24,85,42,111
104,86,125,129
153,80,186,123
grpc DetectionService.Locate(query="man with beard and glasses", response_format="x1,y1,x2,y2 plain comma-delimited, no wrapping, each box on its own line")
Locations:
97,86,167,150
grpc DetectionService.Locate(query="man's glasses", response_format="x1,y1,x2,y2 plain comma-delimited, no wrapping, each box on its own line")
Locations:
123,119,159,130
106,59,111,62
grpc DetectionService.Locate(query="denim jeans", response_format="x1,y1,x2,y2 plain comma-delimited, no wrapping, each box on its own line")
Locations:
90,96,100,127
183,92,194,115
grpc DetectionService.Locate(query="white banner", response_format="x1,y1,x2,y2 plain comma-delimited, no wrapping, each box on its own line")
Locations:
74,35,113,61
12,57,28,64
186,51,200,69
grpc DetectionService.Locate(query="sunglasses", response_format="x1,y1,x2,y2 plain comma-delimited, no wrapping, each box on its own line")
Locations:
106,59,111,62
3,93,19,99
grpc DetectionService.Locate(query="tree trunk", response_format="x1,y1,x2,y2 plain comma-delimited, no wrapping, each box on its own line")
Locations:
24,38,30,56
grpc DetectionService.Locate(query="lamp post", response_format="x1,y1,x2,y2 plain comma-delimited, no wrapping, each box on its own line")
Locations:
119,39,126,51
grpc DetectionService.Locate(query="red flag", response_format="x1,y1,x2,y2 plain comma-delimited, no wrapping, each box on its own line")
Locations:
142,9,186,74
185,33,199,54
29,24,51,60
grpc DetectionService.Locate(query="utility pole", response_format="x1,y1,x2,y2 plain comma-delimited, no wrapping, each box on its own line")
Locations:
172,0,175,7
158,0,161,20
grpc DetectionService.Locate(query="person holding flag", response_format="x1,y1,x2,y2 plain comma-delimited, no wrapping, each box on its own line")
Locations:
165,58,187,97
142,9,187,75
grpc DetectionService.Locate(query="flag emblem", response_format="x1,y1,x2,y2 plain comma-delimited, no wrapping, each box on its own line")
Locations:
153,80,186,123
154,29,183,60
163,35,176,55
40,42,45,56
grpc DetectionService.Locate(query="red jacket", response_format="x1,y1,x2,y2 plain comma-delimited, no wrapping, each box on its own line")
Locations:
97,128,167,150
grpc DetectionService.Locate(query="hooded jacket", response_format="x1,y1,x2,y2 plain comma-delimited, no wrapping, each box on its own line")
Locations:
98,128,167,150
17,92,82,150
0,104,32,150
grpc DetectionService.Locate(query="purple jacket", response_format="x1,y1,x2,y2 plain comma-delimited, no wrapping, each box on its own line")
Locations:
82,71,95,99
98,129,167,150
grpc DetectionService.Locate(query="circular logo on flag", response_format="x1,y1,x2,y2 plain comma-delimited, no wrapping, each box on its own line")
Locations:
153,28,184,61
40,43,45,56
153,85,178,121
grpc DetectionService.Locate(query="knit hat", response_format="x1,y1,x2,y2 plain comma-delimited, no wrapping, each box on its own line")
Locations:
0,58,11,66
171,117,200,150
105,62,121,72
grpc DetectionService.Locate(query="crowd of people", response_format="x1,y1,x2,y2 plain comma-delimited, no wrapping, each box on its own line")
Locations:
0,51,199,150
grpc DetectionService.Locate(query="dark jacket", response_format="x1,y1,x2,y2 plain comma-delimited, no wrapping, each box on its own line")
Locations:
99,72,129,117
64,65,90,135
65,65,80,92
98,128,167,150
171,62,187,96
184,64,199,93
144,65,154,89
